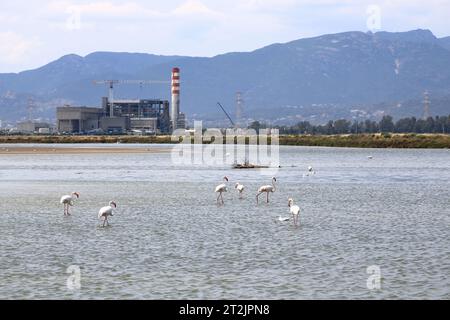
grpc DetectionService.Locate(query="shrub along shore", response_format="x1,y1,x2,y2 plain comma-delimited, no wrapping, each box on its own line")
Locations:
0,133,449,148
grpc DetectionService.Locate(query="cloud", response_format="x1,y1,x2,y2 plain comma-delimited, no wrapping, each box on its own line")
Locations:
172,0,219,16
47,0,162,18
0,32,41,65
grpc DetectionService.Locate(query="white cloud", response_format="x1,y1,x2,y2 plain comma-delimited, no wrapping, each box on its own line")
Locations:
172,0,219,16
47,1,162,18
0,32,41,65
0,0,450,72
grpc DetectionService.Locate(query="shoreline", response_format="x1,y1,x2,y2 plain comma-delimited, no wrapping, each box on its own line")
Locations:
0,146,171,155
0,133,449,149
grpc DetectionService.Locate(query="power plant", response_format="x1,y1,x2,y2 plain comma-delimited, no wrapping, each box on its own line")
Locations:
56,68,186,134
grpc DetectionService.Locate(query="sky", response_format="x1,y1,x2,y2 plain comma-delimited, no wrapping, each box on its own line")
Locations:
0,0,449,73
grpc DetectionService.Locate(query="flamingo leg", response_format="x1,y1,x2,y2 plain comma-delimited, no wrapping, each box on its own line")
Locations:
221,192,224,204
266,192,269,203
256,193,261,204
102,217,106,227
216,193,221,203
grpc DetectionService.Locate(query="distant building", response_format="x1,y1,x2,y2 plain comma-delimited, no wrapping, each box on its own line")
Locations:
176,112,187,130
56,98,172,134
56,106,102,133
17,120,53,134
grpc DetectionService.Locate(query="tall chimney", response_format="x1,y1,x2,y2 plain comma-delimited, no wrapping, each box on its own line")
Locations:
171,67,180,130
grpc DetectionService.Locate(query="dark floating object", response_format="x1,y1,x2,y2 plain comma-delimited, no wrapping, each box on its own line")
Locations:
233,163,270,169
232,159,280,169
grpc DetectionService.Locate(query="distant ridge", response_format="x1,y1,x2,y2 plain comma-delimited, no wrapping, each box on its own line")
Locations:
1,29,450,123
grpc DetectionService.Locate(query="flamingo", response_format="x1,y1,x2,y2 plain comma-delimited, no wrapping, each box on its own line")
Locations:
288,198,301,226
256,177,277,204
60,192,80,216
98,201,117,227
215,176,229,204
235,182,245,199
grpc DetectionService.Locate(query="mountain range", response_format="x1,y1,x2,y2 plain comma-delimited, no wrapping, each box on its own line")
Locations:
1,29,450,125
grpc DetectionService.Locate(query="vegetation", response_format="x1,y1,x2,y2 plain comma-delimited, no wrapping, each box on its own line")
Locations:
0,133,449,148
1,114,449,148
251,115,450,135
278,134,450,148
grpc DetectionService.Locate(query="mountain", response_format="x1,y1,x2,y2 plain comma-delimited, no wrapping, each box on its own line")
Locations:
439,36,450,51
1,29,450,124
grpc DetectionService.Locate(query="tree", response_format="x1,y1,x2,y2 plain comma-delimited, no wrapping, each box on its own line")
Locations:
249,121,261,133
379,115,394,133
333,119,351,134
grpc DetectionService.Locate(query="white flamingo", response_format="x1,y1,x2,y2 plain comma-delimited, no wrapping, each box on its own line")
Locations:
235,182,245,199
60,192,80,216
288,198,301,226
98,201,117,227
256,177,277,204
215,176,229,204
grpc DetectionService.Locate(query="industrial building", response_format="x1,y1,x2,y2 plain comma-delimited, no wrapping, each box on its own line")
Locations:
102,98,171,133
57,106,102,133
17,120,53,134
56,67,186,134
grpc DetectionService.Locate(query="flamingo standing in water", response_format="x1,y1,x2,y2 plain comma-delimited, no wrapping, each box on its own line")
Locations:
288,198,301,226
98,201,117,227
235,182,245,199
60,192,80,216
215,177,229,204
256,177,277,204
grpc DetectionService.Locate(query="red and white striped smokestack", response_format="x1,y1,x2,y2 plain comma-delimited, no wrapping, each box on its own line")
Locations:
171,67,180,130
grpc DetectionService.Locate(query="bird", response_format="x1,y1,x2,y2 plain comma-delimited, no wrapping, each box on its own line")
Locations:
288,198,301,226
277,216,290,222
235,182,245,199
98,201,117,227
303,166,316,177
60,192,80,216
215,176,229,204
256,177,277,204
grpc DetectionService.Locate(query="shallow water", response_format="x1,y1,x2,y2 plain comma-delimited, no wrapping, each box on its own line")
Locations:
0,144,449,299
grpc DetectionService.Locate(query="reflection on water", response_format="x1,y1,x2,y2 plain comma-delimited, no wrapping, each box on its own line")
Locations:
0,145,449,299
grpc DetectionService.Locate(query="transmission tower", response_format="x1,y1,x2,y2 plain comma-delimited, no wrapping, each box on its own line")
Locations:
236,92,243,129
27,98,35,121
423,91,431,119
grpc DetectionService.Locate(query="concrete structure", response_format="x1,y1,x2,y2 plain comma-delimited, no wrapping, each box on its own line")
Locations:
177,112,187,129
171,67,180,130
130,118,158,133
57,98,171,134
17,120,52,134
102,98,171,133
57,106,102,133
100,117,130,133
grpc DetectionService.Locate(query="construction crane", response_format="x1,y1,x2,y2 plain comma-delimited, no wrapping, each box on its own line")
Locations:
217,102,235,127
93,80,170,117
